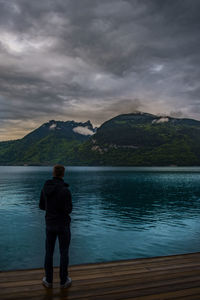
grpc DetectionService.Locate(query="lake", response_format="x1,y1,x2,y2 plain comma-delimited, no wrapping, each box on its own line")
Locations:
0,166,200,271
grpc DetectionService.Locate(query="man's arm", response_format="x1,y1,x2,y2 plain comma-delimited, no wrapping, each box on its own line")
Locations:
39,189,46,210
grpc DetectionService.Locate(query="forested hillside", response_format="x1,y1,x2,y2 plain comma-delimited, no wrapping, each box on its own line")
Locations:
1,112,200,166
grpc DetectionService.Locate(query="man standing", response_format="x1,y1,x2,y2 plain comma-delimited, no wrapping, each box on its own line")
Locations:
39,164,72,288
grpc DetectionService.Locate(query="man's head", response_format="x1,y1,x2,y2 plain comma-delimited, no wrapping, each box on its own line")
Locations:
53,164,65,178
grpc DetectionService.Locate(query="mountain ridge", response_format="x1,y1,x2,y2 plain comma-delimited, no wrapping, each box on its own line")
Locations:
0,111,200,166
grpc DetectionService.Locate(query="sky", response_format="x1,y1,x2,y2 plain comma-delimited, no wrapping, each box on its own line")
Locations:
0,0,200,140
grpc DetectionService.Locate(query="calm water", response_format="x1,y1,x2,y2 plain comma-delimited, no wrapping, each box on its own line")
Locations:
0,166,200,271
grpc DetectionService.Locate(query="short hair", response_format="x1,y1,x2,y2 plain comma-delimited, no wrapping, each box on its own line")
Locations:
53,164,65,177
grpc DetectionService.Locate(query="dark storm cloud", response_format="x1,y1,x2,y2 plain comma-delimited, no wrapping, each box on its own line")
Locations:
0,0,200,140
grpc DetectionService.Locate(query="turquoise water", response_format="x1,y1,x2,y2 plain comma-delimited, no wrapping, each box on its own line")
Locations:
0,166,200,271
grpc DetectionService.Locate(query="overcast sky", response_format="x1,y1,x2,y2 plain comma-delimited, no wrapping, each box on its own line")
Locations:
0,0,200,140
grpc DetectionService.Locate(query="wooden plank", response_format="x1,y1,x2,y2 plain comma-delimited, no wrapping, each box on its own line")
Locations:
1,265,200,289
122,287,200,299
1,263,200,288
1,269,200,295
1,252,200,300
1,255,200,283
1,274,200,300
174,294,200,300
1,262,200,285
65,280,200,300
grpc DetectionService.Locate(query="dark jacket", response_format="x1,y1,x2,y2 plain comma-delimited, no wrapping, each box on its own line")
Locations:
39,177,72,227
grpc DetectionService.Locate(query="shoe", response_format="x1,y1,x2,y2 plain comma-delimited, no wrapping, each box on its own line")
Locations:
60,277,72,288
42,277,53,288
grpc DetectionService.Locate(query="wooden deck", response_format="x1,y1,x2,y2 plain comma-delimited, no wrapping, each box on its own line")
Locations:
1,252,200,300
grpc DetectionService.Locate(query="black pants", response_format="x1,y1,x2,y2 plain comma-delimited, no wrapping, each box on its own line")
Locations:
44,225,71,284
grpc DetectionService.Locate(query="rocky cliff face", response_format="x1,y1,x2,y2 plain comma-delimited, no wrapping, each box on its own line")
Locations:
23,119,96,143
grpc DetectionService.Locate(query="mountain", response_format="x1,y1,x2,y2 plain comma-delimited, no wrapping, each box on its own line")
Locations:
77,112,200,166
92,112,200,147
0,112,200,166
0,120,96,165
23,119,96,143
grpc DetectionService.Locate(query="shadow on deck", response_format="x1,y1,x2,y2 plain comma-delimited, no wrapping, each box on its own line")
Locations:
1,252,200,300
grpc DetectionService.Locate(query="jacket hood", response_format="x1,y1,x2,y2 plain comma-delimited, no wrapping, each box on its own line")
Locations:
43,178,69,196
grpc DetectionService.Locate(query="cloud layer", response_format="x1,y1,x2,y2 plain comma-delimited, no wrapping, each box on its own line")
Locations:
0,0,200,140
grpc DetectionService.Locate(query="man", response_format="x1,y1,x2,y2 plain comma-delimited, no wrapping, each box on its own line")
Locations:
39,164,72,288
